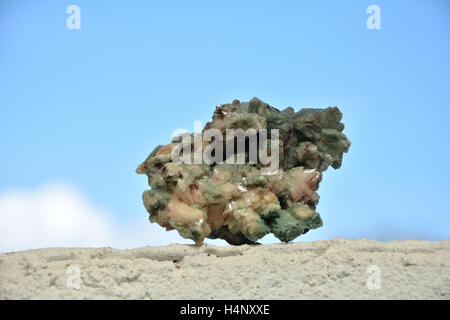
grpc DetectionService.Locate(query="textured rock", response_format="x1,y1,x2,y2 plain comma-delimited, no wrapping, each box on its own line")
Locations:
1,239,449,299
136,98,351,245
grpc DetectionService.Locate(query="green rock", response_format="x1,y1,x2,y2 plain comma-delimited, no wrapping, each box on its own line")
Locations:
270,210,305,243
136,98,350,245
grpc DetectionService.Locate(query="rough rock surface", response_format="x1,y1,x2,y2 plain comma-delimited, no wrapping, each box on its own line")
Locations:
137,98,351,245
1,239,449,299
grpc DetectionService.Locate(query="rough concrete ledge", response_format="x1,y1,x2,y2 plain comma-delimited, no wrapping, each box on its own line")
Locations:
0,239,449,299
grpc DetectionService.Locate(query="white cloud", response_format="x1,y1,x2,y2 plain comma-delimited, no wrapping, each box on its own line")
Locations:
0,182,235,252
0,183,118,252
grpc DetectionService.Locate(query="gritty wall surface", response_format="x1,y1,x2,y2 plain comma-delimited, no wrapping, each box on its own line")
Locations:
0,239,449,299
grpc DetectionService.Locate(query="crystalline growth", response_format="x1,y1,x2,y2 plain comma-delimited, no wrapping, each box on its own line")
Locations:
136,98,350,245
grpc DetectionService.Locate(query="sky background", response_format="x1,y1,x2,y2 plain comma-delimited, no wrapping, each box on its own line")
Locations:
1,0,449,252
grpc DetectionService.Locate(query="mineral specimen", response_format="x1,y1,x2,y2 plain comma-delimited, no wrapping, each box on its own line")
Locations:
137,98,350,245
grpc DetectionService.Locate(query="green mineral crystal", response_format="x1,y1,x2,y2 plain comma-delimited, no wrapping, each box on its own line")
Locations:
136,98,350,245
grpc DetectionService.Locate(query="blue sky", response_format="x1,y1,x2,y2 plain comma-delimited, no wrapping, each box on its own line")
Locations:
1,0,449,251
